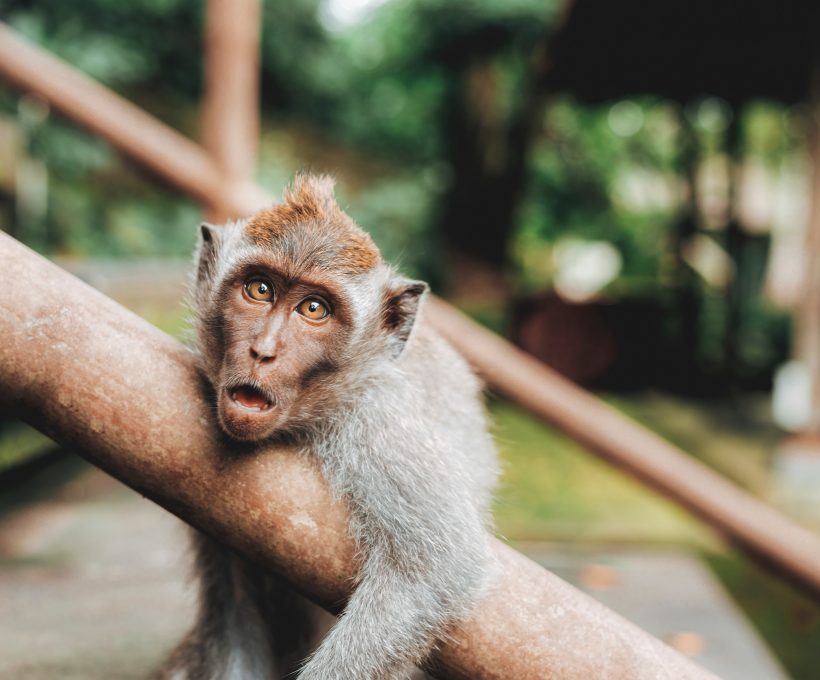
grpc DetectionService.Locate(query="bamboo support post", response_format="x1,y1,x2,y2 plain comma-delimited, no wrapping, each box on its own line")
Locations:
795,71,820,434
201,0,261,222
1,21,819,600
0,233,715,679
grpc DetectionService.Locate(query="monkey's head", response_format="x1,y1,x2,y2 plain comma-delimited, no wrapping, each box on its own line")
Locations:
194,173,427,442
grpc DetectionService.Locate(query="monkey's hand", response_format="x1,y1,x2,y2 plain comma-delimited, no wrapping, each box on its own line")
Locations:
297,495,490,680
300,372,496,679
298,554,469,679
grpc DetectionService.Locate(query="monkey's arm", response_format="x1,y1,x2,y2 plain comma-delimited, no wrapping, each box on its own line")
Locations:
157,531,279,680
301,408,492,680
299,516,489,680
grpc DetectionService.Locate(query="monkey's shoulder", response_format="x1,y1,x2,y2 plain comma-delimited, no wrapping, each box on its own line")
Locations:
391,315,498,488
397,315,483,398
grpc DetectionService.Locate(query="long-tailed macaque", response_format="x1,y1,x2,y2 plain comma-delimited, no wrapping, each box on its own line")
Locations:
158,174,499,680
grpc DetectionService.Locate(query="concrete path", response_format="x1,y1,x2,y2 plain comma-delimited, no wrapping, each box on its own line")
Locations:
0,462,789,679
529,546,788,680
0,464,193,679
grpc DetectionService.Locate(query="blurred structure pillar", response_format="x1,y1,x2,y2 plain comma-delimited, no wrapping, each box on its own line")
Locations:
773,68,820,519
670,112,702,391
795,73,820,435
201,0,261,223
722,111,745,387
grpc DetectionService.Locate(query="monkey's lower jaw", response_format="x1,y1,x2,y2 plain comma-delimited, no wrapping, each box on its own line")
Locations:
229,384,274,411
218,385,280,441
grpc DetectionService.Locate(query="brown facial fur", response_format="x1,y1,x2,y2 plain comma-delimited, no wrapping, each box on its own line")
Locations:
214,267,355,441
196,173,425,442
245,174,380,276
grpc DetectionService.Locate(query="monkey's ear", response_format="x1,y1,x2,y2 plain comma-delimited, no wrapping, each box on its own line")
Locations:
382,277,429,357
200,222,217,243
197,222,221,284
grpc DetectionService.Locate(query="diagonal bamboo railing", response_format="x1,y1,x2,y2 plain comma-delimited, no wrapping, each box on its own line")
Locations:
1,22,819,602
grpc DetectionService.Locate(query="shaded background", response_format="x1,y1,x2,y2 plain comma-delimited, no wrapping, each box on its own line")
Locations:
1,0,819,677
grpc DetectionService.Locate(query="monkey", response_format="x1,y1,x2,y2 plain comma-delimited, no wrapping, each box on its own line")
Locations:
157,173,499,680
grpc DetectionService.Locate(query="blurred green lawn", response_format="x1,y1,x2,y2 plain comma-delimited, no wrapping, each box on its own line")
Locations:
493,400,710,546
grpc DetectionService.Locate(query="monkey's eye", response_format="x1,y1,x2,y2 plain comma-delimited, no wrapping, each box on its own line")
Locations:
296,297,330,321
244,278,274,302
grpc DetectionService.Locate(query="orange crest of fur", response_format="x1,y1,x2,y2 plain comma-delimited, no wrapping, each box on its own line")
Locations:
246,174,380,275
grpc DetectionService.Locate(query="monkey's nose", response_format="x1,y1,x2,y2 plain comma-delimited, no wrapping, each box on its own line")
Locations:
249,346,276,364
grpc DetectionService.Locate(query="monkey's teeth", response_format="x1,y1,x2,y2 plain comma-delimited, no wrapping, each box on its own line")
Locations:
229,386,273,411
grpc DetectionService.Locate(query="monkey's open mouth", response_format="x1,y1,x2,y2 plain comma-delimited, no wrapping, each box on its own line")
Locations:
228,385,274,412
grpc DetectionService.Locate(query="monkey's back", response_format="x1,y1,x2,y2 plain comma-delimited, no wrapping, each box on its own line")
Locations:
396,303,499,520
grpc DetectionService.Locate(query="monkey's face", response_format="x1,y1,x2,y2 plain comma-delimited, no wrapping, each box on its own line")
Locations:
213,263,356,442
195,174,427,443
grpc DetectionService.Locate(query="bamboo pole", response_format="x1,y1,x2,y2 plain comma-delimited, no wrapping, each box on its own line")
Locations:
201,0,261,222
1,21,819,599
0,232,715,680
0,23,269,218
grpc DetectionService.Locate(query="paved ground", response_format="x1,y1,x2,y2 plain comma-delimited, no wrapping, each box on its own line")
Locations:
0,465,192,680
530,546,788,680
0,462,789,680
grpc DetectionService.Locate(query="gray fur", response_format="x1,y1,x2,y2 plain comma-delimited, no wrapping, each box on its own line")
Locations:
158,177,499,679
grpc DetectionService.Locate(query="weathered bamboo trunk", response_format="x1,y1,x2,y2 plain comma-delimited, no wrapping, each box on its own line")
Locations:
0,232,715,679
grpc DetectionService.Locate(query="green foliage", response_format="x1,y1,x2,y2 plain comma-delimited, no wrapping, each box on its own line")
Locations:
3,0,203,94
294,0,556,160
1,0,205,256
0,0,802,381
340,174,441,282
514,98,682,291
